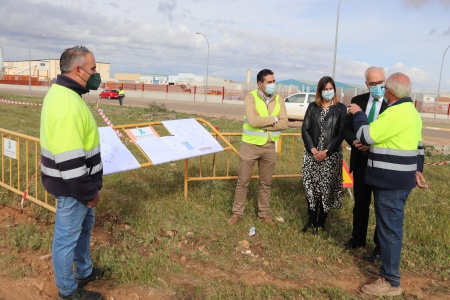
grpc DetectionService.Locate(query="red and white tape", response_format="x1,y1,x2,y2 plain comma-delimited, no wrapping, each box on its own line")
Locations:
0,98,42,106
97,108,131,142
424,161,450,166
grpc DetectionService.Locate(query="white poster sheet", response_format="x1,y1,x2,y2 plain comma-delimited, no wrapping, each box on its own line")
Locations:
98,127,141,175
136,118,223,165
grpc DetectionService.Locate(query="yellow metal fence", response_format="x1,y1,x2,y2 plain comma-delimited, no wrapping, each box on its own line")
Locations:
1,118,304,212
0,128,55,212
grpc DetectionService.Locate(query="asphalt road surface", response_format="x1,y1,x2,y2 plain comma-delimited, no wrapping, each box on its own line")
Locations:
2,88,450,143
86,94,450,143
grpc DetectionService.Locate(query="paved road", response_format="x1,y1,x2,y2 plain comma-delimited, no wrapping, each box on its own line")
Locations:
87,94,450,143
2,88,450,143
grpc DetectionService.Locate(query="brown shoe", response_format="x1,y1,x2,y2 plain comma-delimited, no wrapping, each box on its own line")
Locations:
258,216,275,226
227,214,242,225
362,277,402,297
365,265,380,279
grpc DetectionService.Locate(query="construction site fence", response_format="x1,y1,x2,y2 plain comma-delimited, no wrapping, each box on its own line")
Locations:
0,120,304,213
2,80,450,114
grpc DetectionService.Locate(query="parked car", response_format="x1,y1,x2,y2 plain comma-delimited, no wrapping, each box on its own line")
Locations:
99,89,119,99
284,92,316,121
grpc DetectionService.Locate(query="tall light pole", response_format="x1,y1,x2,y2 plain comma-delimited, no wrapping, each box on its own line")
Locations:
332,0,341,80
28,34,46,97
196,32,209,103
434,44,450,119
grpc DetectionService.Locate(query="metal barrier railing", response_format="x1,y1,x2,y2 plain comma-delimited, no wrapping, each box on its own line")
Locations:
0,128,54,212
181,127,303,198
0,119,305,211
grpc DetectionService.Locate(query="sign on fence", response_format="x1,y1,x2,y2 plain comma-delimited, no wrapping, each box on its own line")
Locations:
3,138,17,159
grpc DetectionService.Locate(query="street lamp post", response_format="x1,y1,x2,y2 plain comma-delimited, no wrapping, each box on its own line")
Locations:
28,34,46,97
196,32,209,103
332,0,341,80
434,44,450,119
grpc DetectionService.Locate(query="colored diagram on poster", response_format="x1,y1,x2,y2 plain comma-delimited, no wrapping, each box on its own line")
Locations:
98,127,141,175
136,118,223,165
125,126,159,141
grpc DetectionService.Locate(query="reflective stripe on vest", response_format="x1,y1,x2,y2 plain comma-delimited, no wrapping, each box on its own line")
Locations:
242,90,281,146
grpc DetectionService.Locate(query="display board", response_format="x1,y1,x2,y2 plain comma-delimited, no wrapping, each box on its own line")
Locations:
98,127,141,175
136,118,223,165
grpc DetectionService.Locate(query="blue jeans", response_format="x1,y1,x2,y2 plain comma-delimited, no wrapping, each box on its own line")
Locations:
52,196,95,296
373,188,410,287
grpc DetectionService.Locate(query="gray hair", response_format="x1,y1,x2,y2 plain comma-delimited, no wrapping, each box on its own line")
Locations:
365,66,385,80
60,46,92,74
385,72,411,99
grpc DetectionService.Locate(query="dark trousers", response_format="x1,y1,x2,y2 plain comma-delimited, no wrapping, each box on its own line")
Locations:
351,159,379,247
118,96,124,106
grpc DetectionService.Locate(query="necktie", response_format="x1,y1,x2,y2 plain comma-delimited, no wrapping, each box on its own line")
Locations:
367,99,378,123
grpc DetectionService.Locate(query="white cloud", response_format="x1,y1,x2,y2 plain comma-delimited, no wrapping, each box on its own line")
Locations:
1,0,450,90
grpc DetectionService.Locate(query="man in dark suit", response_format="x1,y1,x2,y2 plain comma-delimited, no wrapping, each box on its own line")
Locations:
343,66,387,260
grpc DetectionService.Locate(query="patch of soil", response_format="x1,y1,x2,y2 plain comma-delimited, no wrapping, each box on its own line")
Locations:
0,204,449,300
0,205,171,300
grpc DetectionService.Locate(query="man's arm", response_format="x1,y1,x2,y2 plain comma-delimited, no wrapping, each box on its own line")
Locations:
343,108,356,146
264,96,289,131
244,93,277,128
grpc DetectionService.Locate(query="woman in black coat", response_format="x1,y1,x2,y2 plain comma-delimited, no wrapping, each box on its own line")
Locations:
301,76,347,232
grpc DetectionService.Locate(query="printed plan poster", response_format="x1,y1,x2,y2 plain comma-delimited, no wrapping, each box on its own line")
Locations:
98,127,141,175
136,118,224,165
124,126,159,141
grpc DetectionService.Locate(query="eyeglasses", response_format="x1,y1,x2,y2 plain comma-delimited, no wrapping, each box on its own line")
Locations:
367,80,385,88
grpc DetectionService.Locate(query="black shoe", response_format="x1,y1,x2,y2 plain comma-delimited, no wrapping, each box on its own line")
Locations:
365,249,381,263
301,221,316,233
76,267,105,288
342,238,365,250
58,288,103,300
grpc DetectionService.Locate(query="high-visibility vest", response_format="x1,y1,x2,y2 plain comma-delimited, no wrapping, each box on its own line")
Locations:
355,98,423,190
119,89,125,96
40,83,102,201
242,90,281,145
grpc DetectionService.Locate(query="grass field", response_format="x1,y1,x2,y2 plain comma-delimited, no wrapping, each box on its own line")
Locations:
0,91,449,299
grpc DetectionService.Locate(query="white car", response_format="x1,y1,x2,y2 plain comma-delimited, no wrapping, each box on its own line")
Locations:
284,92,316,121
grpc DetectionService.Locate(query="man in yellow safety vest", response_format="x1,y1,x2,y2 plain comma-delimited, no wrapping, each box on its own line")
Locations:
118,86,125,106
227,69,289,226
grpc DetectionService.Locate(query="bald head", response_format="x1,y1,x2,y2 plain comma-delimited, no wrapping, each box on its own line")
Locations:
385,72,411,102
365,66,385,81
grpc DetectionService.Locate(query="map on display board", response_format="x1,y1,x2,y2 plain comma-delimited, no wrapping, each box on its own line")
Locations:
136,118,224,165
98,127,141,175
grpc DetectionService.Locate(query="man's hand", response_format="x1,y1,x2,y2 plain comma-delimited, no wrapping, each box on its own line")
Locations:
87,194,101,208
348,104,362,115
415,171,428,188
354,140,370,151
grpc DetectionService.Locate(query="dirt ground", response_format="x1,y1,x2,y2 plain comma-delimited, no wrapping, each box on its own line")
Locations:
1,205,449,300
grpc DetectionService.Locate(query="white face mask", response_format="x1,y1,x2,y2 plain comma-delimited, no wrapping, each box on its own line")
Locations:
265,83,276,95
322,90,334,101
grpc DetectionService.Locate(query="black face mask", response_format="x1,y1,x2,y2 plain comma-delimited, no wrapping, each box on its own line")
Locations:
79,67,102,90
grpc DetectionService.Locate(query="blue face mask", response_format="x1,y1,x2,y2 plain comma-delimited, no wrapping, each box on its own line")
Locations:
265,83,276,95
322,90,334,101
370,85,385,99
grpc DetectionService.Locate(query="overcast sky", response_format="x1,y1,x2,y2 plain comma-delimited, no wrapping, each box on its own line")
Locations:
1,0,450,90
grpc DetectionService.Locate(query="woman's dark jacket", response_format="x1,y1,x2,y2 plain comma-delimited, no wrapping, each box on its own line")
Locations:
301,102,348,155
